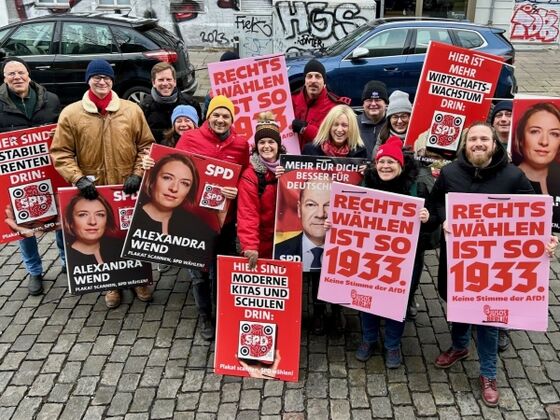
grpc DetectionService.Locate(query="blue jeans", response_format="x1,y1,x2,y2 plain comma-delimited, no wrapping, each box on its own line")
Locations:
360,312,405,350
19,230,65,276
451,322,498,379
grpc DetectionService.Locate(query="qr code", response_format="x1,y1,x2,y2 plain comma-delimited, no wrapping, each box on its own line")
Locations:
119,207,134,230
237,321,276,363
199,183,226,211
9,180,57,224
428,111,465,152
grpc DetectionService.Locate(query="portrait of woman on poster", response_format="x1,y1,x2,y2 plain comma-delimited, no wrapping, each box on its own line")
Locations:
512,102,560,230
64,194,120,266
135,153,215,245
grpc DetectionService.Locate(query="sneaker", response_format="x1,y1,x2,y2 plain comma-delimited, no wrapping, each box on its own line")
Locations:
355,341,376,362
27,274,43,296
479,375,499,407
105,290,121,308
312,307,325,335
385,348,402,369
498,330,510,352
134,285,153,302
435,347,469,368
199,315,215,341
406,300,418,320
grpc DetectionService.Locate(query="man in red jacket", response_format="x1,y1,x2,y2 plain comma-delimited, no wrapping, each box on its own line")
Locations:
291,59,350,148
176,95,249,340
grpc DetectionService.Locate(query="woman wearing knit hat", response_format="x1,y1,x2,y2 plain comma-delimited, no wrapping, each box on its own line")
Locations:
162,105,199,147
237,112,285,269
373,90,413,156
353,136,430,367
302,104,367,158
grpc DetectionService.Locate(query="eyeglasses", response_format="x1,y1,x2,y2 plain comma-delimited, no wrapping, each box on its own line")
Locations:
4,71,28,79
390,113,410,122
91,75,112,83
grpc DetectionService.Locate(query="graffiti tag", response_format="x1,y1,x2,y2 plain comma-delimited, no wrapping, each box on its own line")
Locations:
510,3,560,43
235,15,273,36
200,30,233,45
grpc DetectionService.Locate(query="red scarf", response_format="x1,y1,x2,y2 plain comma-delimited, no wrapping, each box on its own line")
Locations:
321,140,349,157
88,90,112,115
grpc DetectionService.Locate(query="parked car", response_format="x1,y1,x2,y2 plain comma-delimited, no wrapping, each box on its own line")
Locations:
286,18,517,108
0,12,198,105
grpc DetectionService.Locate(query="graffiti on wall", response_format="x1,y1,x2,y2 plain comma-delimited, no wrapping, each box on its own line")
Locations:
510,2,560,43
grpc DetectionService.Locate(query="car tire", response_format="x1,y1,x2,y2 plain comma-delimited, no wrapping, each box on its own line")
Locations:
123,86,151,104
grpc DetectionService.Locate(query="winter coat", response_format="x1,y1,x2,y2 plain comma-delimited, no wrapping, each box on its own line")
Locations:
302,142,367,158
0,81,60,132
428,143,535,301
358,113,386,160
175,121,249,168
140,91,201,144
237,154,278,258
50,91,154,185
292,87,348,148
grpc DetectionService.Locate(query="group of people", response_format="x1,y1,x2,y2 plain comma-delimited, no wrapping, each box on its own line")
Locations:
1,52,559,408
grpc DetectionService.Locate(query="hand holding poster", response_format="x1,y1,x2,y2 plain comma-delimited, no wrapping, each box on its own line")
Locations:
215,256,302,382
0,124,68,243
317,182,424,321
446,193,552,331
122,144,241,270
273,155,366,271
208,54,299,154
510,95,560,232
59,185,152,295
405,42,503,167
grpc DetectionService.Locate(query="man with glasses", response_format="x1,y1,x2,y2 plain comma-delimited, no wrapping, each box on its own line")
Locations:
51,59,154,308
358,80,388,159
490,101,512,148
0,57,65,296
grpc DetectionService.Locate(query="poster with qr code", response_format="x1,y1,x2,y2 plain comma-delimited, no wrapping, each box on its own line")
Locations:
9,179,58,224
199,183,226,211
59,185,152,295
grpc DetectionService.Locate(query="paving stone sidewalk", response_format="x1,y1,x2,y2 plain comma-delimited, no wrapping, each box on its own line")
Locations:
0,48,560,420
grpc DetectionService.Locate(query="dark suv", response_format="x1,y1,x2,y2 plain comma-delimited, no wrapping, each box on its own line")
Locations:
0,13,197,105
286,18,517,107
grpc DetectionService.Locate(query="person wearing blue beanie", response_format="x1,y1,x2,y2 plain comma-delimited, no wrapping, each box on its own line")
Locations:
162,105,199,147
84,59,115,83
489,100,512,146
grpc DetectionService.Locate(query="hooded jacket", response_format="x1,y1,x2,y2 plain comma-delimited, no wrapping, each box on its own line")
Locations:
0,81,60,132
50,91,154,185
428,142,535,300
237,154,278,258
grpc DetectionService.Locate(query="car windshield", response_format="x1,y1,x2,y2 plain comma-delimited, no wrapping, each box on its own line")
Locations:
324,23,373,56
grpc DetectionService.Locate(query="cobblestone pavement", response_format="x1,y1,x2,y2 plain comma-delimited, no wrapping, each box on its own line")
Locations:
0,49,560,419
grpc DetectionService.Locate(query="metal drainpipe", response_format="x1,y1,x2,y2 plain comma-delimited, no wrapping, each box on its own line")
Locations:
488,0,496,25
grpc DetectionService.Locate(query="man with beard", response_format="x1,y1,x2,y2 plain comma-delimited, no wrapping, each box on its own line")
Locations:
291,59,349,149
140,62,201,144
428,121,558,407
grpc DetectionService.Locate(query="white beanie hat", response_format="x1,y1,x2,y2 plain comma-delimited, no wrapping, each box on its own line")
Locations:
387,90,412,117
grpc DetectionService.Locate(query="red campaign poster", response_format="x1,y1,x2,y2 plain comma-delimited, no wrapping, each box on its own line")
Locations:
215,256,302,382
318,182,424,321
510,94,560,233
0,124,69,243
121,144,241,270
273,155,366,271
59,185,152,295
208,54,299,154
446,193,552,331
405,41,504,169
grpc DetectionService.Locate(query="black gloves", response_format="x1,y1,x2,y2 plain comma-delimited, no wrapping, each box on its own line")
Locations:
123,175,142,195
76,177,98,200
292,119,308,134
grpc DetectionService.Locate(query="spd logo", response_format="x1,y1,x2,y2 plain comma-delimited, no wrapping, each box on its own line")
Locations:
428,111,465,152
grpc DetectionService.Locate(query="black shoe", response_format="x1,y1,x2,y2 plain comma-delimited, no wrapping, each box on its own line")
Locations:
312,307,325,335
407,300,418,320
332,307,346,336
61,266,67,275
199,315,215,341
28,274,43,296
498,330,510,352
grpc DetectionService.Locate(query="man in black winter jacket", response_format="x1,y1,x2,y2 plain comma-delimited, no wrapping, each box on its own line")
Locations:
428,122,558,408
140,62,201,143
0,57,65,296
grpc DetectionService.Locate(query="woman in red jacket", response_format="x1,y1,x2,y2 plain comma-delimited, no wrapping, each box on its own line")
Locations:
237,112,284,268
